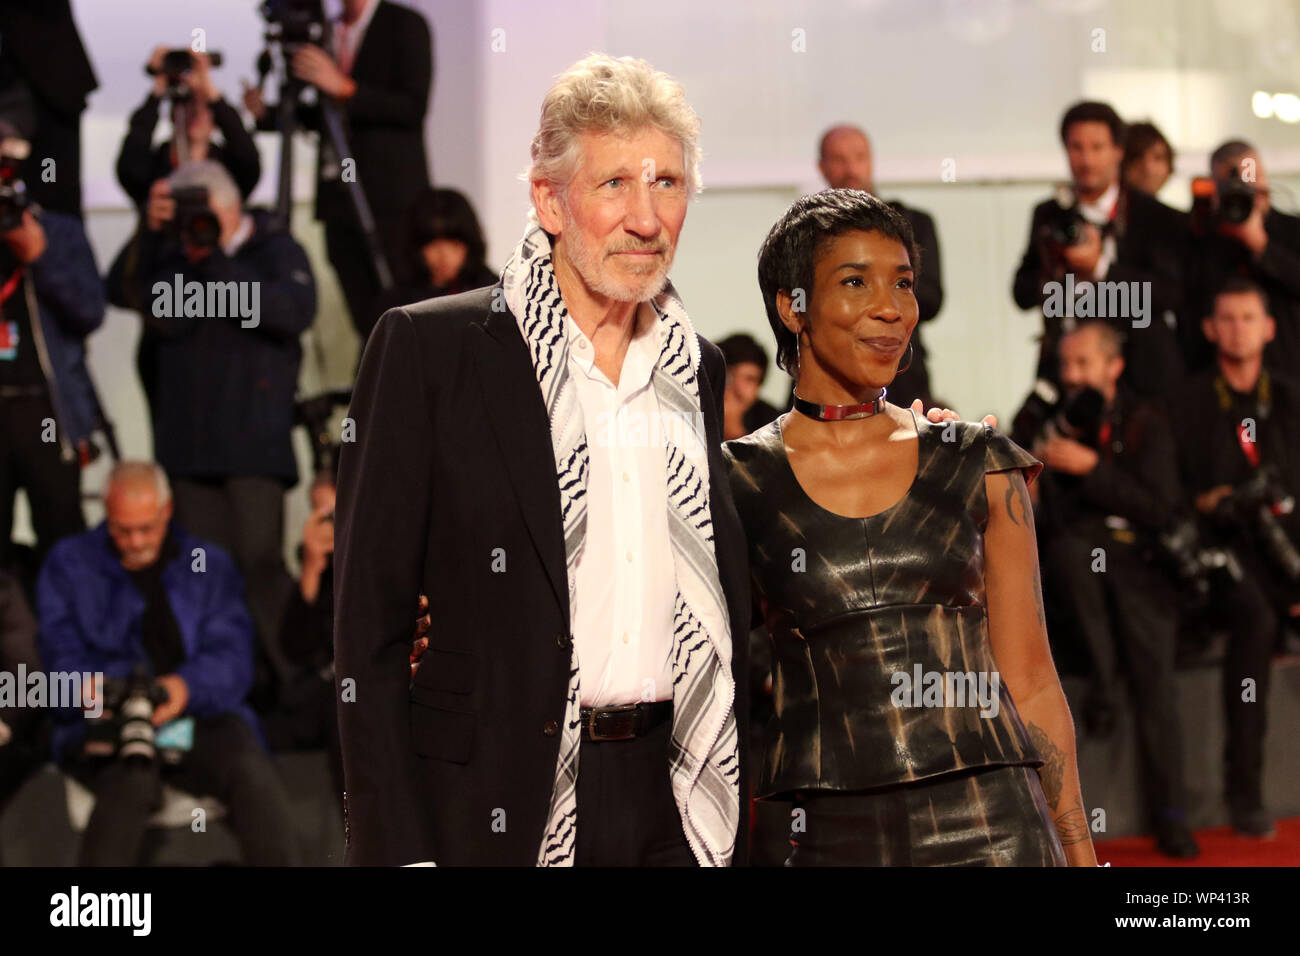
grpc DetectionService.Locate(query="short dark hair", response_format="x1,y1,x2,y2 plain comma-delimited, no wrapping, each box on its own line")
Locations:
756,188,919,376
1122,121,1173,170
1062,319,1124,359
717,333,770,380
1212,275,1270,314
1209,139,1255,173
1059,101,1126,147
408,187,489,278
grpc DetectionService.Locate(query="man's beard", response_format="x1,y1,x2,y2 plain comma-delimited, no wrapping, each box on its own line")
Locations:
562,205,673,303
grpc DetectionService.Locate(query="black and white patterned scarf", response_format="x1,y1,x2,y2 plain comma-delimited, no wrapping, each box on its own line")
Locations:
500,223,739,867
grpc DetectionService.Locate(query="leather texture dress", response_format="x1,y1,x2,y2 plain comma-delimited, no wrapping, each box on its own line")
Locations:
722,409,1066,866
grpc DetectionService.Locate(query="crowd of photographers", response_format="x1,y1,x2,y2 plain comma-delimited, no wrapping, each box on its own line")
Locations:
0,3,1297,866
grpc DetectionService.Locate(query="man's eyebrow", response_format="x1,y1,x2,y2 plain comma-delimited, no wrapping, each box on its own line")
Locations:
592,164,685,181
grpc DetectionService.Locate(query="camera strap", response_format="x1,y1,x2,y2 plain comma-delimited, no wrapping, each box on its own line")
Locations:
0,265,23,309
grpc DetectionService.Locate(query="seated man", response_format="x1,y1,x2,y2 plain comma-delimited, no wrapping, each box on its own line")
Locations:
0,569,47,865
36,461,301,865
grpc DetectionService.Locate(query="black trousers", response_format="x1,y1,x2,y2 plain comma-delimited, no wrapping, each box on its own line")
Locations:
785,765,1066,866
171,476,293,685
572,717,696,866
66,713,302,866
1043,532,1186,821
323,215,413,343
0,392,84,572
1209,568,1277,812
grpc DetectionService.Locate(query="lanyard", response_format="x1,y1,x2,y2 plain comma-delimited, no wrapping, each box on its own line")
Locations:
0,266,23,309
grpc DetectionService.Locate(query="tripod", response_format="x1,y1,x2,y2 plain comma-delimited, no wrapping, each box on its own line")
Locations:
255,45,394,291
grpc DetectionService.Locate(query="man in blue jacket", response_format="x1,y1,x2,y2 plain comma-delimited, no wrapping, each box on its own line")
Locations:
37,461,301,865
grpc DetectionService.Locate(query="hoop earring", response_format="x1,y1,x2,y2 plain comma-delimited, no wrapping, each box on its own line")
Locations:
895,341,914,375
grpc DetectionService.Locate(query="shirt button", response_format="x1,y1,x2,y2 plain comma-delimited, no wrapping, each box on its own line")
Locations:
543,720,559,736
622,472,630,482
576,338,588,350
626,551,633,563
622,632,630,645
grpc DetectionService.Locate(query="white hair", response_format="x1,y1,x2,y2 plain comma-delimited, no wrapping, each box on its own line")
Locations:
521,53,702,227
106,460,172,505
168,159,241,214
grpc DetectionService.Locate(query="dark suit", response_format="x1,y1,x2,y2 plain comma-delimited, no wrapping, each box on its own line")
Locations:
1013,188,1187,397
333,287,752,866
889,201,944,407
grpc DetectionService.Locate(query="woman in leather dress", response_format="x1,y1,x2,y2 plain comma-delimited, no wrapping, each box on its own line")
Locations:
723,189,1096,866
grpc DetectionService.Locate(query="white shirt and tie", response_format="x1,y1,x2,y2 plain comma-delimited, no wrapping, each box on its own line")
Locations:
565,302,677,708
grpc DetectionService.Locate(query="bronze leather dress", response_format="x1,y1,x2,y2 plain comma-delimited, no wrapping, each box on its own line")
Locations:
723,409,1066,866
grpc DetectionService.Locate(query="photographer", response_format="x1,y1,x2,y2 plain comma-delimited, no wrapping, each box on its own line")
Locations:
1170,277,1300,838
718,332,780,440
0,119,107,577
35,462,300,865
244,0,433,340
0,569,46,864
132,160,316,692
1022,320,1195,858
1012,101,1186,398
116,47,261,208
1183,140,1300,376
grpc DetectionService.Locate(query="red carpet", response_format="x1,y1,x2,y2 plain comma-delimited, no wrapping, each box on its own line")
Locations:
1095,816,1300,866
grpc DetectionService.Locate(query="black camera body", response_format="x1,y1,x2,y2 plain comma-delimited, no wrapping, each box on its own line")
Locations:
83,667,172,768
1013,381,1106,450
1214,465,1300,582
1159,514,1245,605
261,0,329,48
0,137,30,233
170,185,221,250
1191,170,1257,231
145,49,224,103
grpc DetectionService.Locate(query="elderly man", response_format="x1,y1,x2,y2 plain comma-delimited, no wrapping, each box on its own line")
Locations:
37,461,301,865
334,54,751,867
817,124,945,408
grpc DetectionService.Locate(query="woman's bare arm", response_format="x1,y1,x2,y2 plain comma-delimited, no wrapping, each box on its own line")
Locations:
984,468,1098,866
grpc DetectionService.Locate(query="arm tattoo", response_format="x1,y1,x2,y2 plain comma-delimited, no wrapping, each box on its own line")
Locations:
1028,721,1065,810
1030,565,1046,632
1003,474,1033,528
1053,799,1092,847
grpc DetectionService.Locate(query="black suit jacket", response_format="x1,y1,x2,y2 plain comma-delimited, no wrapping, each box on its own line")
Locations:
888,201,943,406
315,0,433,223
333,286,753,866
1012,188,1187,397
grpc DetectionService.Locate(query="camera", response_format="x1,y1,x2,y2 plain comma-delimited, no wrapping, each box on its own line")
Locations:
1191,169,1257,230
145,49,225,103
1013,380,1106,449
0,136,30,233
1214,465,1300,582
1041,184,1088,248
1158,514,1244,605
82,666,172,768
260,0,329,48
294,389,352,478
170,185,221,250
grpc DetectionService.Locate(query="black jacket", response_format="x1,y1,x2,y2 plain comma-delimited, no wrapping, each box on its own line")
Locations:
1013,187,1187,397
333,287,753,866
1033,385,1181,545
259,1,433,224
1184,209,1300,378
889,201,944,407
133,209,316,484
115,94,262,206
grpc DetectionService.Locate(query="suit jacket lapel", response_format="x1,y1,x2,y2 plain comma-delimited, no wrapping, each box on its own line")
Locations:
474,306,570,622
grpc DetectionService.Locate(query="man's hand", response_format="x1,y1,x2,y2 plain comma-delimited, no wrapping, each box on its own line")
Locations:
3,210,46,264
300,503,336,603
1060,222,1104,277
1196,484,1235,515
1038,434,1100,475
411,595,431,677
1218,198,1269,258
148,45,169,97
152,674,190,726
910,398,998,429
188,51,220,104
240,79,267,121
292,45,356,99
146,178,175,232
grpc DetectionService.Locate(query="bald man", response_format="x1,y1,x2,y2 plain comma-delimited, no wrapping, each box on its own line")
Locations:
36,461,301,865
817,124,945,407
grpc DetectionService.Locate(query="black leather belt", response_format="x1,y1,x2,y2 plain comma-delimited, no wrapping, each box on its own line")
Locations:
580,700,672,741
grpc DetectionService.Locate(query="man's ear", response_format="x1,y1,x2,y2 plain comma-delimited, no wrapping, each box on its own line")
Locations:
162,499,174,524
1264,314,1276,343
532,179,565,236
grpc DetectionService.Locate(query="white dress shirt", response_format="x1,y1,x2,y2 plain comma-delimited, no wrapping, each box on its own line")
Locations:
333,0,380,74
1078,181,1119,280
567,302,677,707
